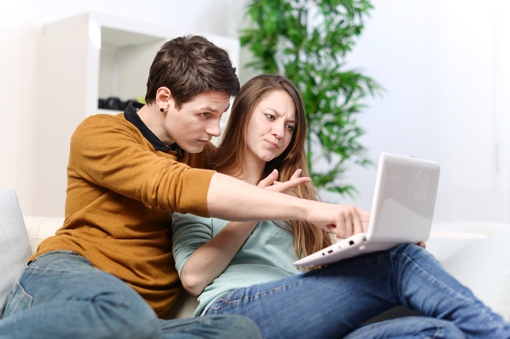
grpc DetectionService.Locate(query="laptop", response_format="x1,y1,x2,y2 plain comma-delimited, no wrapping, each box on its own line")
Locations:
294,152,440,267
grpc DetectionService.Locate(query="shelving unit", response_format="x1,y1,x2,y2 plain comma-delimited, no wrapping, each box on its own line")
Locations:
31,12,240,216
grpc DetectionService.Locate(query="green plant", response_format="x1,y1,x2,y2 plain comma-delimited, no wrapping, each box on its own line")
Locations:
240,0,383,198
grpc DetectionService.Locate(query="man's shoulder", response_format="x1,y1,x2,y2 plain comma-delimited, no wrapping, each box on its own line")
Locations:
74,113,137,137
69,113,146,154
80,113,127,126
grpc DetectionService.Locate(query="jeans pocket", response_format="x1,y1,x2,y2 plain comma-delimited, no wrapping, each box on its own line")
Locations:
2,281,33,318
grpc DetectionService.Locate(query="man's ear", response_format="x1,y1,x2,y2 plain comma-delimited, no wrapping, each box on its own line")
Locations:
156,86,172,112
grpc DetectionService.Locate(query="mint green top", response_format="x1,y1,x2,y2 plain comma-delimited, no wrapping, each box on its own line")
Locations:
171,213,302,315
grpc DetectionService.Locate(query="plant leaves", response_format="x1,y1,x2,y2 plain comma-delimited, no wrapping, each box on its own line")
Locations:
240,0,382,198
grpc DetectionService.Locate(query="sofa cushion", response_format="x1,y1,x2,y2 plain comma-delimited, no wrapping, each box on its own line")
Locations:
427,233,510,321
0,188,32,312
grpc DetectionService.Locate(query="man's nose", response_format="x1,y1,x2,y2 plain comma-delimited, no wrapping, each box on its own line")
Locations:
207,119,222,137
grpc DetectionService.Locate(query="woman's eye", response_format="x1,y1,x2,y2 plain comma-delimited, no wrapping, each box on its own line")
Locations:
265,114,275,120
286,125,295,132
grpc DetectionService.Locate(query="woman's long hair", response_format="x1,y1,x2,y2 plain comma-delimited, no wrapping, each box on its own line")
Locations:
214,74,333,266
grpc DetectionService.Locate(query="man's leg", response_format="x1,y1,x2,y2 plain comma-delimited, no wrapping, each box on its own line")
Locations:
159,315,261,339
0,251,161,339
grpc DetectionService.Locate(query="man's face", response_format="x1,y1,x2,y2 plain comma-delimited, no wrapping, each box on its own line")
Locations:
164,91,230,153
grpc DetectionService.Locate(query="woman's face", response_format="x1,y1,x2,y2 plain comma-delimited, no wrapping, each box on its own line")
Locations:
244,90,296,166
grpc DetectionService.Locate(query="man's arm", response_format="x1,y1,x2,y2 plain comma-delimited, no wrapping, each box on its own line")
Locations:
207,172,369,239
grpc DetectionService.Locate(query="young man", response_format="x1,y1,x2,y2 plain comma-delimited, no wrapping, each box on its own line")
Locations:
0,35,367,338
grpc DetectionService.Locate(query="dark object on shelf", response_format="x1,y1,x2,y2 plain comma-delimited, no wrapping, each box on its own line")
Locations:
98,97,140,111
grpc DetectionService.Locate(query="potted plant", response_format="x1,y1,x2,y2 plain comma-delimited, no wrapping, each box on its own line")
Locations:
239,0,383,198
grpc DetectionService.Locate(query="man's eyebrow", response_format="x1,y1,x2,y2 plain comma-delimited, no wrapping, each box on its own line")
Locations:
198,105,224,113
201,105,219,112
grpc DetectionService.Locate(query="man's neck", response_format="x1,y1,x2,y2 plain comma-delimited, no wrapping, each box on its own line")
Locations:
137,104,175,146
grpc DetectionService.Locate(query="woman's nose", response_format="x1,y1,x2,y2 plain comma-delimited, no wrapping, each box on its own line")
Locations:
272,123,285,139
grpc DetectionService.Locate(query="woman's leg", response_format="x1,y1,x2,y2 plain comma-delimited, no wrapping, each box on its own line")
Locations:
205,244,510,338
389,244,509,338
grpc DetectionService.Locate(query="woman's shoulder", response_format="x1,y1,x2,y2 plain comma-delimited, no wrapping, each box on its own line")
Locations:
172,213,232,238
172,213,215,229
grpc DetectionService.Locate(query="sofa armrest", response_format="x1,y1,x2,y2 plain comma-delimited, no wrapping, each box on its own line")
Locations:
23,216,64,254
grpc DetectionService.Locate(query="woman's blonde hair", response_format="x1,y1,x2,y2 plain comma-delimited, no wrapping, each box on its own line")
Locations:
214,74,333,267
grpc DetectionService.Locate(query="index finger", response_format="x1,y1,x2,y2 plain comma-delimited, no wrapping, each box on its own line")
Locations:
351,210,364,234
353,208,370,234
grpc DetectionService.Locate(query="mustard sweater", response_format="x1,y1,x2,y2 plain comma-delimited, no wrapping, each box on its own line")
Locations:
33,112,216,317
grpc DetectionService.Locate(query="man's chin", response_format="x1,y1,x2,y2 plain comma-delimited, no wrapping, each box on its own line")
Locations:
182,145,206,154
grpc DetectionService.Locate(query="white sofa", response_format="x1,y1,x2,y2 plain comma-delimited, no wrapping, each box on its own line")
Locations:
22,216,510,322
2,188,510,322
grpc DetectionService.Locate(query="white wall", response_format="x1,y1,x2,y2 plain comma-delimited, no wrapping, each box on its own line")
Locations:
1,0,509,223
326,0,510,224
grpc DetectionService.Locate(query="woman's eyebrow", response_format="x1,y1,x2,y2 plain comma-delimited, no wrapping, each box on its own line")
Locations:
265,106,296,123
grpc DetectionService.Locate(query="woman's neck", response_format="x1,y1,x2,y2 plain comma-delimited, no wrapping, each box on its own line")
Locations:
235,156,265,186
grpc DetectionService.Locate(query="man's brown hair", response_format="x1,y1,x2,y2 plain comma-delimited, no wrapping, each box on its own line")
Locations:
145,35,240,109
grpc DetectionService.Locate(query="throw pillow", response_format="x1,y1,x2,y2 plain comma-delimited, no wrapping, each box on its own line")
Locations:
0,188,32,312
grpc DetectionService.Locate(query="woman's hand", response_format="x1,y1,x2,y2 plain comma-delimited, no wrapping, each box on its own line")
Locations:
258,169,310,194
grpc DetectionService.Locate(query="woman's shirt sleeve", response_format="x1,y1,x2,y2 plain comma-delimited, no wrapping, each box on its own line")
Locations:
171,212,214,275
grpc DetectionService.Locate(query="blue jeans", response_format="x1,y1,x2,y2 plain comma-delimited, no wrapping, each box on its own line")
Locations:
345,317,466,338
0,251,261,339
205,244,510,338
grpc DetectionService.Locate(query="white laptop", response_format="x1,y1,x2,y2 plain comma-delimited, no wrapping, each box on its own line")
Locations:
294,152,440,267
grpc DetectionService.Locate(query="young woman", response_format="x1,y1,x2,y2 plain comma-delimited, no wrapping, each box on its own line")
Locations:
171,74,510,338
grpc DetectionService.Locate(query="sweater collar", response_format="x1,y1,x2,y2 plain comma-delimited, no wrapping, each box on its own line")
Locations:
124,102,183,155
